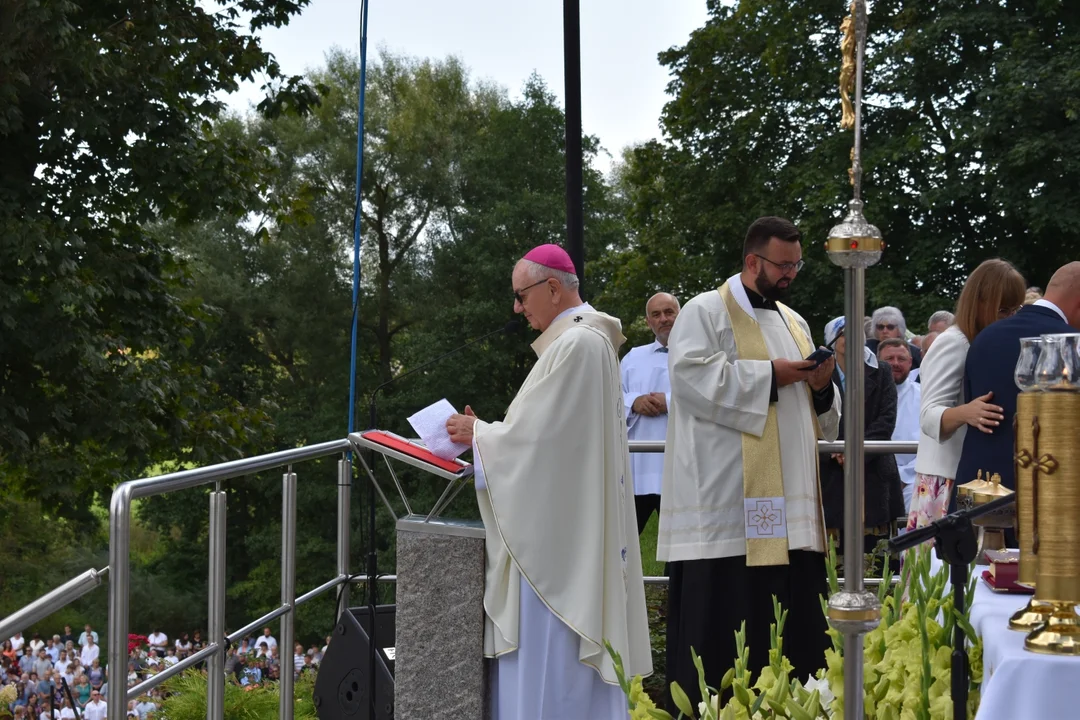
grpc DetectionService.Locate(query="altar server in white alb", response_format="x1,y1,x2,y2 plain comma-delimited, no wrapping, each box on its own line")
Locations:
658,217,840,711
621,292,680,533
446,244,651,720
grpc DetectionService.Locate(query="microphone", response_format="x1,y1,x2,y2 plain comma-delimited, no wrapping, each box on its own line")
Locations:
366,319,520,429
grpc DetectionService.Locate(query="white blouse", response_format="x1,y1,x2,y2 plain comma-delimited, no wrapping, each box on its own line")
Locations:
914,325,969,479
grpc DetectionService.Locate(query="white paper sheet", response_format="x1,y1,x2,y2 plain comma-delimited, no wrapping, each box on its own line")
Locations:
406,398,470,460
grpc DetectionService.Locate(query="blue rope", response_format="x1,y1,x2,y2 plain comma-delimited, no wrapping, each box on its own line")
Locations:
347,0,371,437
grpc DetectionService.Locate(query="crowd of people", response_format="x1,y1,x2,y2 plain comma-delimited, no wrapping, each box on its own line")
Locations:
2,624,328,720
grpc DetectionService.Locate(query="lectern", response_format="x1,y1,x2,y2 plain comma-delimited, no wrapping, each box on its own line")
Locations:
349,431,491,720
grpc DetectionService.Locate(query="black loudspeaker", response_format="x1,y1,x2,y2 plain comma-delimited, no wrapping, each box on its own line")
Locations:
313,605,396,720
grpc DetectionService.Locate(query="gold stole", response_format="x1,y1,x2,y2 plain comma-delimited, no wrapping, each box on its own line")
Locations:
718,282,824,566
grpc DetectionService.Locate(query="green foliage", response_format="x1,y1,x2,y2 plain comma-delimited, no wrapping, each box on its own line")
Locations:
158,669,318,720
598,0,1080,342
0,0,316,520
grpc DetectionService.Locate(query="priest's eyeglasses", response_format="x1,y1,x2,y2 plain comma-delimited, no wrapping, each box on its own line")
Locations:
513,279,549,304
753,254,804,274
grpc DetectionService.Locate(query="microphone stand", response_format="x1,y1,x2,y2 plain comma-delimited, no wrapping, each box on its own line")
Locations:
362,320,519,718
888,493,1015,720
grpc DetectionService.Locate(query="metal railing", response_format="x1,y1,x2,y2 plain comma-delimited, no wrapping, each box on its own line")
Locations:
106,439,352,720
0,437,920,720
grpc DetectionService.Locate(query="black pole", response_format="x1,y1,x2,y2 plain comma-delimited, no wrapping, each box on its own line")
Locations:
562,0,585,292
950,560,968,720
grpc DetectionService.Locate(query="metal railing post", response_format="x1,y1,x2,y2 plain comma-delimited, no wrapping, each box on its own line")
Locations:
280,469,297,720
108,487,133,720
207,490,227,720
337,457,352,616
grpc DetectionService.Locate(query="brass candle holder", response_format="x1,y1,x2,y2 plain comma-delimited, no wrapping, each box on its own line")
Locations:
1010,389,1053,630
1024,386,1080,655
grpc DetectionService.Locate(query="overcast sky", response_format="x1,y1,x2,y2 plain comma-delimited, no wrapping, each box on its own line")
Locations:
225,0,711,172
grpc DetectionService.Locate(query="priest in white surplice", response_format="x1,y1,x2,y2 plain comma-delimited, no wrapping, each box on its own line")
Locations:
446,244,651,720
658,217,840,711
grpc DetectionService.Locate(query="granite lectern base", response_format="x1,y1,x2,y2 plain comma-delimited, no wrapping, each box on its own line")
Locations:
395,515,491,720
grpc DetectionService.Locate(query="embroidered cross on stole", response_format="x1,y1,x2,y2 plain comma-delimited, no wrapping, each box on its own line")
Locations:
718,282,825,566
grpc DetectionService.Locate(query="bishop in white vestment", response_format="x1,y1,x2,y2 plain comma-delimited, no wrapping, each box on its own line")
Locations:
447,244,652,720
658,218,840,710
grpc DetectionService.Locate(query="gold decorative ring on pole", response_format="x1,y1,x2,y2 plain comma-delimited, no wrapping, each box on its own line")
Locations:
828,607,881,623
825,235,884,254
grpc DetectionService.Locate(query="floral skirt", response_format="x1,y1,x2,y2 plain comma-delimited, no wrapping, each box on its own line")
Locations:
905,473,954,531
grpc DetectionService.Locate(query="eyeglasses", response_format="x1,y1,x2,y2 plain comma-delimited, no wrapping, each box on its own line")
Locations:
753,254,804,274
876,323,898,331
513,278,549,304
999,306,1021,318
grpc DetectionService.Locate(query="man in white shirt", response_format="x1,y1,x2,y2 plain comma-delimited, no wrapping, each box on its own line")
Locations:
621,292,680,533
10,632,25,657
878,338,921,514
77,626,98,648
79,637,99,667
83,692,107,720
253,627,276,656
146,629,167,654
54,651,69,676
28,634,45,657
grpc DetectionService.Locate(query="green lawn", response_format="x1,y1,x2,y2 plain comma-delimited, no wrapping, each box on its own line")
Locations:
637,510,666,577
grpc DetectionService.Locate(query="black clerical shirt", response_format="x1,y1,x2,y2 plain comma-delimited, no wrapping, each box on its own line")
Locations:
743,284,834,413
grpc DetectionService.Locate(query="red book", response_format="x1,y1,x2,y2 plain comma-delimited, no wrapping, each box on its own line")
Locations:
360,431,471,474
981,568,1034,594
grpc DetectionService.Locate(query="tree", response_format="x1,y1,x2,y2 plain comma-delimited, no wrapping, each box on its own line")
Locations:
0,0,318,518
600,0,1080,337
142,48,510,628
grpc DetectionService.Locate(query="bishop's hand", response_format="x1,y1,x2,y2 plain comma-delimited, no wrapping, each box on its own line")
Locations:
447,405,478,443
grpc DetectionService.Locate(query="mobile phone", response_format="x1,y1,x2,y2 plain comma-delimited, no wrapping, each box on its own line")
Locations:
804,347,834,369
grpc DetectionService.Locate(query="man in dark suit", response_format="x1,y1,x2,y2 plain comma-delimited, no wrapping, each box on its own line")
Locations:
955,263,1080,491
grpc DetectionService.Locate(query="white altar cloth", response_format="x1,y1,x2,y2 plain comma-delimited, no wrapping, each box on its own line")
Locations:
970,577,1080,720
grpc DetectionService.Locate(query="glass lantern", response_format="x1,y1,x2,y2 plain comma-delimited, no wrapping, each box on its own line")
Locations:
1014,337,1044,392
1034,333,1080,391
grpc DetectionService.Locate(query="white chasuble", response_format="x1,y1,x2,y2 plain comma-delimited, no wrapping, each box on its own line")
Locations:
657,276,841,563
472,308,652,716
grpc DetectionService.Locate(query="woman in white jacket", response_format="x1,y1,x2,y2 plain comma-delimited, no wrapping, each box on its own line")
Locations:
907,259,1025,529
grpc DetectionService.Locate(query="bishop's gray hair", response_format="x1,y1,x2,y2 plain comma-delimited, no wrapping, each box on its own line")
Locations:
927,310,955,330
519,259,580,291
871,306,907,337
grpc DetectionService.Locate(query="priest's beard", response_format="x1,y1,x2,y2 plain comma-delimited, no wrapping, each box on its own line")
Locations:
755,265,793,303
